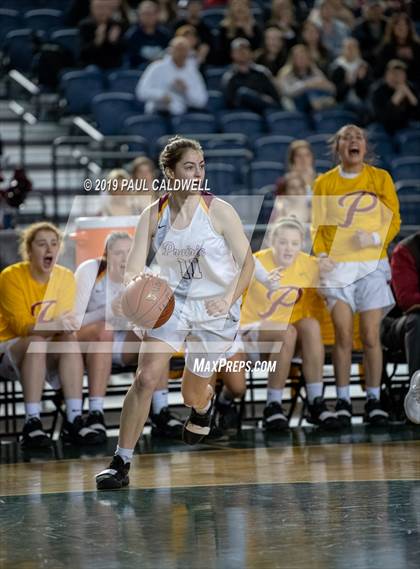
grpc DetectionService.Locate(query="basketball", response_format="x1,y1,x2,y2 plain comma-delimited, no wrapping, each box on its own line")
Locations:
121,274,175,329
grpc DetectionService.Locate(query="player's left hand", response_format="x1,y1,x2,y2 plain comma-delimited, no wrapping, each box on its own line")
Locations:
354,230,375,249
205,297,229,317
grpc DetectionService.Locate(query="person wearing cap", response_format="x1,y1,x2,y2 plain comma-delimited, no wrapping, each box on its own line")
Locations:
221,37,281,113
370,59,419,133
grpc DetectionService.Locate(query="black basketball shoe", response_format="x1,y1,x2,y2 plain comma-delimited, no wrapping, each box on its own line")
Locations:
263,402,289,431
216,399,240,432
183,400,214,445
364,397,389,426
20,417,52,449
335,398,353,427
307,397,340,430
151,407,183,439
85,411,107,443
96,455,130,490
60,416,104,446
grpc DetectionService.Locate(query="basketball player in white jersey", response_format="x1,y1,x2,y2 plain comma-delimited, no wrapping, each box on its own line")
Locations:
96,136,254,489
75,232,183,443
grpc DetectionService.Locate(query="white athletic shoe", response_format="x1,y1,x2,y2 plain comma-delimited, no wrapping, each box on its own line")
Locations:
404,370,420,425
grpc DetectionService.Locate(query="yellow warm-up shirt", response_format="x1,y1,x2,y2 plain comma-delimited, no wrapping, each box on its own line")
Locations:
0,262,76,341
240,249,322,326
311,164,400,262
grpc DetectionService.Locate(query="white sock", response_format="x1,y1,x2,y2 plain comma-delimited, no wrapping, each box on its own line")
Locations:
366,387,380,400
25,402,40,422
306,382,323,405
195,399,211,415
267,388,283,405
218,388,233,406
337,386,351,402
115,445,134,464
65,399,82,423
152,389,168,414
89,397,104,413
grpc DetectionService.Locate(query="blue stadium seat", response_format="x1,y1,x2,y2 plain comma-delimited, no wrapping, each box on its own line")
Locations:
51,29,80,61
125,115,170,153
171,113,217,135
204,66,228,90
396,131,420,156
201,8,226,28
60,69,104,114
92,93,141,135
125,135,149,155
369,132,395,164
205,149,252,186
23,9,63,35
206,134,248,150
396,180,420,196
205,164,236,194
3,29,43,73
315,159,333,173
266,111,310,137
250,161,285,190
108,69,142,94
307,133,333,161
0,9,21,48
391,157,420,181
207,90,225,114
313,109,358,133
254,135,293,162
220,112,265,138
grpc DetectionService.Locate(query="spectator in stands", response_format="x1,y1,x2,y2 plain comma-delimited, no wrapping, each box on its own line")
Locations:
217,0,263,65
124,0,171,68
267,0,298,50
175,0,213,62
130,156,156,215
381,230,420,378
222,38,281,113
370,59,419,133
309,0,350,58
330,37,372,122
0,222,102,448
79,0,127,70
377,12,420,84
273,173,311,225
254,26,288,76
136,36,208,114
300,19,332,73
157,0,178,27
276,44,336,113
100,168,136,216
67,0,133,27
74,232,183,441
175,25,209,66
285,140,317,192
240,217,339,431
312,124,401,426
352,0,388,67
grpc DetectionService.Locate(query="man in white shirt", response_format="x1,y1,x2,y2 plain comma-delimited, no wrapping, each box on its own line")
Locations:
136,37,208,115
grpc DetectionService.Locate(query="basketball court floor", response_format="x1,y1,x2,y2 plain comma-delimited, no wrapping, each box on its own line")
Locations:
1,425,420,569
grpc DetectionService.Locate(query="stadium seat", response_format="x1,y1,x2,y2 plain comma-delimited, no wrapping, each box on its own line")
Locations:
307,133,333,161
92,93,141,135
107,69,142,94
124,115,170,153
50,28,80,61
206,133,248,150
266,111,310,137
391,157,420,181
171,113,217,135
60,69,105,114
201,8,226,28
0,9,21,48
254,135,293,162
369,132,395,164
250,161,285,190
23,9,63,35
396,131,420,156
207,90,225,114
220,112,265,138
205,163,236,194
205,148,252,187
204,66,228,90
125,135,150,155
3,29,43,73
313,109,358,133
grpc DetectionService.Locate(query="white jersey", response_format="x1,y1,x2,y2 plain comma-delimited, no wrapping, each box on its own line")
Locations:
74,259,127,329
152,193,238,300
